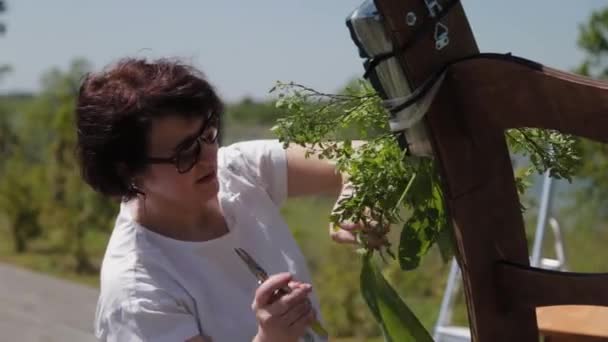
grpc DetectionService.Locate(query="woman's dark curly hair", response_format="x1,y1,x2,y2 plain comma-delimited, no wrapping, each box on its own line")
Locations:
75,58,224,200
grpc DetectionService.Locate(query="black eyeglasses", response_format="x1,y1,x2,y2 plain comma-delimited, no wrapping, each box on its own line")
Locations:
146,120,219,174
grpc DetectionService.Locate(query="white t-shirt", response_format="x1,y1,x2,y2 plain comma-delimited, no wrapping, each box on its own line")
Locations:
94,140,325,342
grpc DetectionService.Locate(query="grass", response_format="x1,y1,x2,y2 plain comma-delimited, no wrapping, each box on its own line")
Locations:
0,217,107,288
0,196,448,339
2,124,607,339
0,251,100,287
280,197,464,336
3,190,608,340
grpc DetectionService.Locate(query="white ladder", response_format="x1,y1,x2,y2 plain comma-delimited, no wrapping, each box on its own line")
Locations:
432,171,568,342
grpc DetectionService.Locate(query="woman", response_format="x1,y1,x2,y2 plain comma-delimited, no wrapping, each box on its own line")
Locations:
75,58,360,342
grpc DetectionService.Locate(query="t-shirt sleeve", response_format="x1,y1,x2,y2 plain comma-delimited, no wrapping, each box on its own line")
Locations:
96,295,201,342
228,139,288,207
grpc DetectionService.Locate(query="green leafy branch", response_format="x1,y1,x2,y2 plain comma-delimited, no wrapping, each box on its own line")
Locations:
506,128,580,182
270,79,581,341
272,79,579,262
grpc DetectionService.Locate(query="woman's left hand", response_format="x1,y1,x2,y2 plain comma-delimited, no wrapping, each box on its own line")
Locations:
328,181,389,248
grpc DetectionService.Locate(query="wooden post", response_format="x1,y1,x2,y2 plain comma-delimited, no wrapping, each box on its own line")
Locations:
373,1,538,339
370,1,608,341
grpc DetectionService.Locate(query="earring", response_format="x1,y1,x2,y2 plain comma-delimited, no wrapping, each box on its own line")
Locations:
129,181,145,197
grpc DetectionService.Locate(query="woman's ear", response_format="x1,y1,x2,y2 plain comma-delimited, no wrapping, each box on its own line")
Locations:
116,162,148,198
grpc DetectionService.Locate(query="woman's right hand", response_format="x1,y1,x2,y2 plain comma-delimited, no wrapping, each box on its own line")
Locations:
251,273,315,342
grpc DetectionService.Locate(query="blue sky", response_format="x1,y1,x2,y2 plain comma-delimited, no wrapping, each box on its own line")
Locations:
0,1,606,102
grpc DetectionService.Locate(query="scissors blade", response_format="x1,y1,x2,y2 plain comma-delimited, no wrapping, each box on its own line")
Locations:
234,248,269,284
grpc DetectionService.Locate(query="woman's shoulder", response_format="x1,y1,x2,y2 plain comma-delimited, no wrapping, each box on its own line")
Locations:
218,140,286,186
220,138,284,153
98,218,191,312
217,141,265,188
95,241,200,341
218,140,288,207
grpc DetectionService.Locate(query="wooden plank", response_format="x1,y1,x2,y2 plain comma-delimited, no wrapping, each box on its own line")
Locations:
426,94,538,340
544,335,608,342
373,1,608,341
373,1,538,341
537,306,608,339
497,262,608,309
445,56,608,142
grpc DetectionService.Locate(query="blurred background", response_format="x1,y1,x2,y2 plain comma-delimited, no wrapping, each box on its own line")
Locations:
1,1,608,341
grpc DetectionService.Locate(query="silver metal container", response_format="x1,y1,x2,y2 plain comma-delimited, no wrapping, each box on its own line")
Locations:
346,0,433,156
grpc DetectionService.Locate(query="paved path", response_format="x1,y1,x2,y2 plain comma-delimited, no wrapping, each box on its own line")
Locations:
0,263,98,341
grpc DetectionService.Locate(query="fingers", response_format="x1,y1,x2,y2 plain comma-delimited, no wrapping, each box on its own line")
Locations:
329,218,383,241
253,272,292,308
337,221,360,231
285,298,312,326
288,280,305,288
252,279,316,340
330,222,390,249
330,195,392,247
289,303,316,336
267,283,312,316
329,224,358,244
360,233,389,248
252,273,315,341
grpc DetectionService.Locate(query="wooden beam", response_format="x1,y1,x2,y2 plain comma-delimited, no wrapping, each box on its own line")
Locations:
373,1,539,340
496,262,608,309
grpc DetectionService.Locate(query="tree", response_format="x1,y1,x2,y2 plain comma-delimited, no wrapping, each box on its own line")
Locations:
0,1,6,35
0,89,44,254
577,8,608,78
0,154,43,253
0,1,9,81
0,0,27,250
34,59,118,273
574,6,608,218
0,59,119,271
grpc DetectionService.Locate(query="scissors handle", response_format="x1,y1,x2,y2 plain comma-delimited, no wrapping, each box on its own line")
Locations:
235,248,329,339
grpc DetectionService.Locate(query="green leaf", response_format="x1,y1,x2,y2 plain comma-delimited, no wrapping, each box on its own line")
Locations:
398,218,425,270
435,222,454,263
398,167,447,270
431,181,453,263
361,254,434,342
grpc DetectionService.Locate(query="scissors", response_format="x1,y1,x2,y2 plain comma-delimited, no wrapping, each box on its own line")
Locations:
234,247,329,340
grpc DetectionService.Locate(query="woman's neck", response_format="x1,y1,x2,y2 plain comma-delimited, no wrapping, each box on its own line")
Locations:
131,195,228,242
